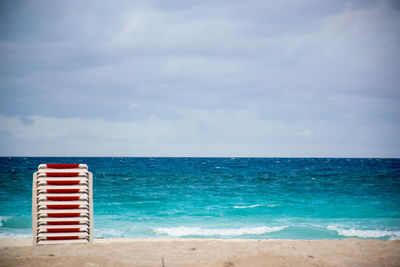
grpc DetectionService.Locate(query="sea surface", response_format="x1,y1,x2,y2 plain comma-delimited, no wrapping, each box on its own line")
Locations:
0,157,399,240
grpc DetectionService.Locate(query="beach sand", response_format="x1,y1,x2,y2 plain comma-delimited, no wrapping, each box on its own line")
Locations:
1,238,399,267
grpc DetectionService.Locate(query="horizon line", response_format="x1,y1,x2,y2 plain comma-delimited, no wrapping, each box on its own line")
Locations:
1,156,399,159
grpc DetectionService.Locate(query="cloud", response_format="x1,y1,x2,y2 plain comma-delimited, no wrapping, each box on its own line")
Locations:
0,109,398,157
0,0,399,156
300,130,312,137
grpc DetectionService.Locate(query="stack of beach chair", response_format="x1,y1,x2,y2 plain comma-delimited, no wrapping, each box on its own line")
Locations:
32,164,93,245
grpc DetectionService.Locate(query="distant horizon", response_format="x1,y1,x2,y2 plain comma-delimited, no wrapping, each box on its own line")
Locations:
1,155,399,159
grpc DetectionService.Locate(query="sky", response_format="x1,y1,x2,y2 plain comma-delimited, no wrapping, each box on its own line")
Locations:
0,0,399,157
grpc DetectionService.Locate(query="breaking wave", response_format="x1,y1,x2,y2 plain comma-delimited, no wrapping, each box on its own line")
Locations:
152,226,287,237
327,225,400,240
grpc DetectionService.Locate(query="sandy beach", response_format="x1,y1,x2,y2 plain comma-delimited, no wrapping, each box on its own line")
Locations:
0,238,399,267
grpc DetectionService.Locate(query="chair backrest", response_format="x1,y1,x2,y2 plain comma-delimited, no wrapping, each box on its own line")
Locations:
32,164,93,245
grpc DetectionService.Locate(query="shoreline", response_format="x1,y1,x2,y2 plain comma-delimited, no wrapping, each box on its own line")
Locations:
1,238,400,266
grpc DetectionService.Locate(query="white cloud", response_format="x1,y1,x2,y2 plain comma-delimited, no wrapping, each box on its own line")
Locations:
300,130,312,137
0,109,398,157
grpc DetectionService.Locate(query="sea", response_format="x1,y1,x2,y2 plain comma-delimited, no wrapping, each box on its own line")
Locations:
0,157,399,240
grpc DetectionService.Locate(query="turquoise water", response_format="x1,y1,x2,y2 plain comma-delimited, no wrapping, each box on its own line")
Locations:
0,157,399,239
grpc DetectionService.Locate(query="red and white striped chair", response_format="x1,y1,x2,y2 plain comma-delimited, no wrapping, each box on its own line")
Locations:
32,164,93,245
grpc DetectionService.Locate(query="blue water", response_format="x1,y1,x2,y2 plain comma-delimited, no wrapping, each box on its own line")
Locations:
0,157,399,240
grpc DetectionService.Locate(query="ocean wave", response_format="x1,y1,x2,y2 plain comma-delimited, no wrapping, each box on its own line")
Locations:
234,204,261,209
95,228,124,238
152,226,287,237
0,216,11,227
327,225,400,239
233,204,279,209
0,232,32,238
0,215,31,229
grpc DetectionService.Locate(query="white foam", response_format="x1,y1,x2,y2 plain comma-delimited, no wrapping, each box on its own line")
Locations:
0,216,11,227
233,204,279,209
234,204,261,209
95,228,124,238
327,225,400,239
153,226,287,237
0,232,31,238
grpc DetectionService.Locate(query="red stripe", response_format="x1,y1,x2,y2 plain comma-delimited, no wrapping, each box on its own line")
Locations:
47,180,80,185
47,221,80,225
47,213,81,217
47,228,80,232
47,205,80,209
46,172,80,177
47,236,79,240
47,189,80,193
46,164,80,169
47,196,80,201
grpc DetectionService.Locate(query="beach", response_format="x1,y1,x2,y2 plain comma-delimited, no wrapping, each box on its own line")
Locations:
2,158,400,266
1,238,399,267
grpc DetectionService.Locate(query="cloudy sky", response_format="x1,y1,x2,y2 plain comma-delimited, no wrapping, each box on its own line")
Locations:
0,0,399,157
